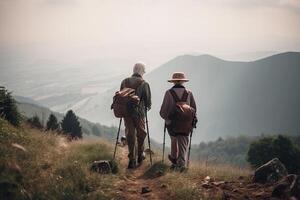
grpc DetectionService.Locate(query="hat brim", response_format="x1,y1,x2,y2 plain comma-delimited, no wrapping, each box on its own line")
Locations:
167,79,189,82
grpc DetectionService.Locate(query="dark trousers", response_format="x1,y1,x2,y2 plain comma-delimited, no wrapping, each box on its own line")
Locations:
124,117,147,161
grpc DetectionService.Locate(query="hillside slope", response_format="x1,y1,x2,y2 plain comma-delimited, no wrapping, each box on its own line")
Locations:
6,52,300,144
15,100,119,140
0,119,118,200
146,52,300,142
2,118,294,200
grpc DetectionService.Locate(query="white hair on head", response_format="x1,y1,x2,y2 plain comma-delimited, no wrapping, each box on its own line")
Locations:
133,62,146,76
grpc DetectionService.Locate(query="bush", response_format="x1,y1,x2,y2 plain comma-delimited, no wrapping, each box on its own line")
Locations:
0,86,21,126
0,119,118,200
27,115,43,129
247,135,300,174
46,114,60,131
61,110,82,139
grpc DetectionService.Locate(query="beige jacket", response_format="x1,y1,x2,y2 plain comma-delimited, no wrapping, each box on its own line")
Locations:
160,85,196,125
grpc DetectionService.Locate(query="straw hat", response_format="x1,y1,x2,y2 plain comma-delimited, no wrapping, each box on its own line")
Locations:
168,72,189,82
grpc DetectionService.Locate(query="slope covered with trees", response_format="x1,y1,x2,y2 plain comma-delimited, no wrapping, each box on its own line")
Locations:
191,134,300,168
146,52,300,142
16,99,119,141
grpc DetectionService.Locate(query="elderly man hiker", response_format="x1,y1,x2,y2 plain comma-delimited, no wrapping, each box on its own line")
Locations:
160,72,197,171
118,63,151,169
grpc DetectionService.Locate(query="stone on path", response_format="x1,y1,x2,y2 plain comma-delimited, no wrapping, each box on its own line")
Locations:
253,158,288,184
91,160,111,174
141,186,151,194
272,174,300,199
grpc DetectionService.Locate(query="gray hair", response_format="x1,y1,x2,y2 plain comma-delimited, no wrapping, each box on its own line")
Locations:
133,62,146,76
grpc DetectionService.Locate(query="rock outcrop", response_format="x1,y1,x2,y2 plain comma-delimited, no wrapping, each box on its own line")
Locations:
253,158,288,184
91,160,111,174
272,174,300,199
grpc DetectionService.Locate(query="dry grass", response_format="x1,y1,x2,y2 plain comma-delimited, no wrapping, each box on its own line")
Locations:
188,161,252,181
0,119,120,200
159,160,252,200
1,118,255,200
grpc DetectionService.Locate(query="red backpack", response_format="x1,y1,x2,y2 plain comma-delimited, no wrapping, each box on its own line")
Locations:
111,79,144,118
169,89,196,135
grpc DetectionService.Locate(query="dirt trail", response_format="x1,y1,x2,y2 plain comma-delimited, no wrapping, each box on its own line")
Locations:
116,147,167,200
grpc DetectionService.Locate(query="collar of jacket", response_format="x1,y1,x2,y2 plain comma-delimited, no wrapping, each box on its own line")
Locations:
132,73,142,78
172,84,185,89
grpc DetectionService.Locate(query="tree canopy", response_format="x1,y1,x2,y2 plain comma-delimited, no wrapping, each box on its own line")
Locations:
61,110,82,139
0,86,21,126
27,115,43,129
46,114,59,131
247,135,300,174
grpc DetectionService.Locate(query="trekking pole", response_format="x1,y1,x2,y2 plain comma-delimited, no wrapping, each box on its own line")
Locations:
187,128,193,168
145,108,153,166
162,123,166,163
113,118,122,160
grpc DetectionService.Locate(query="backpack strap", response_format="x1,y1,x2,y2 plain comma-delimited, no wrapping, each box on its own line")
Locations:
181,90,189,102
132,79,144,90
169,89,189,103
169,89,180,103
124,78,144,90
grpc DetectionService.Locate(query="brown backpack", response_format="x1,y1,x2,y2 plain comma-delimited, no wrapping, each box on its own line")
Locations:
111,79,144,118
169,89,196,135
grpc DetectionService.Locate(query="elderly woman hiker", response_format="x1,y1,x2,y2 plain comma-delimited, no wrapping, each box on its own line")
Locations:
160,72,197,171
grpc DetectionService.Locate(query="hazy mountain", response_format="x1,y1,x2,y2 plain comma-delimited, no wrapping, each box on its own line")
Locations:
0,57,133,117
219,51,278,62
3,52,300,143
16,101,119,141
145,52,300,142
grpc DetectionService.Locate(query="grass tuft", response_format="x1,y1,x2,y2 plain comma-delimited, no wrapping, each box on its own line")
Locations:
0,119,119,200
143,161,169,178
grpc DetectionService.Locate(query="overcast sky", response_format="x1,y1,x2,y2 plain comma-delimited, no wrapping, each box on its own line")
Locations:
1,0,300,68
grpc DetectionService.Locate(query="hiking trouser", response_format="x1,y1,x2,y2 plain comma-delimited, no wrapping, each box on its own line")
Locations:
124,117,147,161
170,135,189,167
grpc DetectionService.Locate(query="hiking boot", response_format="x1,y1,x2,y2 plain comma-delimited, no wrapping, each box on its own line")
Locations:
170,164,177,170
168,154,177,165
137,153,146,165
127,160,136,169
179,166,187,173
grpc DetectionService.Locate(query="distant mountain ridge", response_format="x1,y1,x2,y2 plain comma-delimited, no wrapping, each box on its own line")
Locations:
145,51,300,142
4,52,300,143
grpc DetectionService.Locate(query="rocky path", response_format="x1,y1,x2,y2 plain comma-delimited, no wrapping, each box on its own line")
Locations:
115,147,167,200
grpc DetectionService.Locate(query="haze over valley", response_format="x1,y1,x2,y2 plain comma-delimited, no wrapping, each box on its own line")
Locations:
2,52,300,143
1,0,300,143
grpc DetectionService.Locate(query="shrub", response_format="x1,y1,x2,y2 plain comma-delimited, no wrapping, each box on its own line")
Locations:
0,86,21,126
61,110,82,139
27,115,43,129
46,114,60,131
247,135,300,174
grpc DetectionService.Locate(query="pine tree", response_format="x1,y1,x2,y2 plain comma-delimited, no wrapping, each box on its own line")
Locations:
27,115,43,129
0,86,21,126
61,110,82,139
46,114,59,131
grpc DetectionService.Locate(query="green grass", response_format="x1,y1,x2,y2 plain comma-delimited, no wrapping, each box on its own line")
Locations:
143,161,169,178
159,161,252,200
0,118,120,200
0,118,254,200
